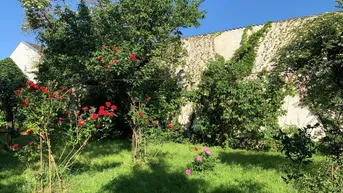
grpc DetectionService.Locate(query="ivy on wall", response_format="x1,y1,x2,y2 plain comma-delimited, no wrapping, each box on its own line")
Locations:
190,21,287,149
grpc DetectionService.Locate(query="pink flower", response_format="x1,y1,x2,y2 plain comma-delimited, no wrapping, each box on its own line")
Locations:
185,169,191,176
105,102,111,107
196,156,203,162
205,150,212,155
203,147,209,152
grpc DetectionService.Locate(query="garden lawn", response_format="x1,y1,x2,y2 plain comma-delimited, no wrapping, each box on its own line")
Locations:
1,138,299,193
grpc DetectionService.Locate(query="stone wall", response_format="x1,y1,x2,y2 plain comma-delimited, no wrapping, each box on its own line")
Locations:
177,16,320,130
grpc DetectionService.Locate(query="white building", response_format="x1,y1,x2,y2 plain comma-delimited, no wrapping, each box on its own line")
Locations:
10,41,41,81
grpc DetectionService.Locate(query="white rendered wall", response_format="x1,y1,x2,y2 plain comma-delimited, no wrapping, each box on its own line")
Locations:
10,42,40,81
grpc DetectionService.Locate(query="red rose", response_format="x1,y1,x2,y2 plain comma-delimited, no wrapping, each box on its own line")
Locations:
65,110,69,115
59,117,64,121
103,110,109,116
40,86,48,94
14,89,20,96
22,102,28,107
49,94,56,99
171,125,175,130
91,113,98,120
31,105,35,109
98,55,103,62
194,147,198,151
109,112,115,117
58,97,63,101
104,63,109,69
145,97,151,102
56,89,62,93
101,45,106,50
111,105,117,110
27,129,34,135
82,106,89,111
12,144,19,150
29,141,34,146
22,82,27,87
138,112,144,118
100,106,105,111
76,111,80,116
67,89,72,94
30,83,38,91
148,117,152,122
78,120,86,127
112,46,118,50
167,124,172,128
105,102,111,107
130,54,136,62
113,60,118,64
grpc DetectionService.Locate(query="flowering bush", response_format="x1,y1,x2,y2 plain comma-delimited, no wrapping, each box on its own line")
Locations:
185,146,219,175
13,80,118,192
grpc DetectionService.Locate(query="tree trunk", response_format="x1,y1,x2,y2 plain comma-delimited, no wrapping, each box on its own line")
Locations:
5,106,14,145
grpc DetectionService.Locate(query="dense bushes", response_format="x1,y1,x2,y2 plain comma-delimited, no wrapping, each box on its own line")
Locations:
191,22,288,149
275,12,343,192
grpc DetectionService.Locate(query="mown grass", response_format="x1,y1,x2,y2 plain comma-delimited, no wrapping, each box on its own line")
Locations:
1,137,305,193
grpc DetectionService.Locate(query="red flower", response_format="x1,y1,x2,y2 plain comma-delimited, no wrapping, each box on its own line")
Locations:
40,86,48,94
99,106,105,111
58,97,63,101
111,105,117,110
167,124,172,128
31,105,35,109
27,129,34,135
130,54,136,62
67,89,72,94
98,55,103,62
76,111,80,116
29,141,34,146
145,97,151,102
78,120,86,127
171,125,175,130
113,60,118,64
194,147,199,151
49,94,56,99
22,82,27,87
91,113,98,120
112,51,116,55
96,124,101,129
148,117,152,122
56,89,62,93
29,83,38,91
59,117,64,121
103,110,109,116
101,45,106,50
22,102,28,107
105,102,111,107
82,106,89,111
14,89,20,96
112,46,118,50
65,110,69,115
138,112,144,118
104,63,110,69
12,144,19,150
109,112,115,117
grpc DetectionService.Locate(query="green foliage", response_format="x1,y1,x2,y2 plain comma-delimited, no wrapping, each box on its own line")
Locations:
193,22,286,148
21,0,205,137
275,12,343,191
186,146,219,174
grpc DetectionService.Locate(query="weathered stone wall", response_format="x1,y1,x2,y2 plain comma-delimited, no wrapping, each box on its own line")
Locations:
177,16,320,130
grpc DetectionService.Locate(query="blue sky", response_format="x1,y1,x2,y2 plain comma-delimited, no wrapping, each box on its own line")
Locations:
0,0,339,60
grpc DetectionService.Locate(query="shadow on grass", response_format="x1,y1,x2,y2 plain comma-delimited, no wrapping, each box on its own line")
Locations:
211,179,266,193
0,148,27,193
97,157,208,193
70,161,122,174
82,139,131,159
219,151,291,172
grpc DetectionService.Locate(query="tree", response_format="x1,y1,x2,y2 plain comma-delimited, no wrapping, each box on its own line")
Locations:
0,58,26,145
20,0,206,136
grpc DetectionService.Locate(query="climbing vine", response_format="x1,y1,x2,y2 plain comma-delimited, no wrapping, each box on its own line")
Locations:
192,21,287,149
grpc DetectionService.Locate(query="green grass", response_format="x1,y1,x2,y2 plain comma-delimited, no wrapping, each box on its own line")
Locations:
1,138,301,193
